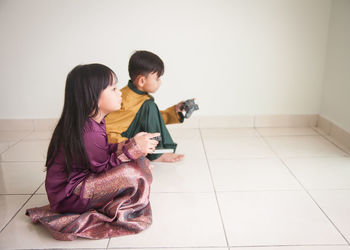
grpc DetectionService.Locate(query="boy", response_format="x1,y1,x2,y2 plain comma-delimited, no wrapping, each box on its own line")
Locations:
105,50,185,162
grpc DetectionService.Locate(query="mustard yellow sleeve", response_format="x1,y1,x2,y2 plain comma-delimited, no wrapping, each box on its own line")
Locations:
107,132,129,144
160,105,184,124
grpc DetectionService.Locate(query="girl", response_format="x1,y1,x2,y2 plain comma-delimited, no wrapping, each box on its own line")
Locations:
26,63,159,241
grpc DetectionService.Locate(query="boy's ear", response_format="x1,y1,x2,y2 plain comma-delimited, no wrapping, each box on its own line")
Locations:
135,75,146,87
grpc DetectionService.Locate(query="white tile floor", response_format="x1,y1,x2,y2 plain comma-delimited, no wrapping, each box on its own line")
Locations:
0,126,350,250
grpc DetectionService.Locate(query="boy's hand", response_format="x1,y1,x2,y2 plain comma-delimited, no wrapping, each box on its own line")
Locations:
175,98,196,113
133,132,160,155
175,101,184,113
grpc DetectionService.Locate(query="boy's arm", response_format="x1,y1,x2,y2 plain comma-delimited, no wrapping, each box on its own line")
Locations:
160,105,184,124
107,132,129,144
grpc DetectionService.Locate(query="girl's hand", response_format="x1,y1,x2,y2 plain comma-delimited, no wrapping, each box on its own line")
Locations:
149,164,155,171
133,132,160,155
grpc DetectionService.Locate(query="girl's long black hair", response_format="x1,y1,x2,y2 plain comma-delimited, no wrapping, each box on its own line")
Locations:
46,63,117,175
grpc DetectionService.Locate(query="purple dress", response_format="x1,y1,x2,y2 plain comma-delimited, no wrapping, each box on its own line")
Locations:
26,118,153,240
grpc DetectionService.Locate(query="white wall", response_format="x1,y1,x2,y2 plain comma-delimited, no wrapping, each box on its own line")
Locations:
320,0,350,133
0,0,332,118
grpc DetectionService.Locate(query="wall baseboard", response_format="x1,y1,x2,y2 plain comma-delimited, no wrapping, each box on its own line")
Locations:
0,114,317,130
170,114,318,128
314,115,350,154
0,119,58,131
1,114,349,154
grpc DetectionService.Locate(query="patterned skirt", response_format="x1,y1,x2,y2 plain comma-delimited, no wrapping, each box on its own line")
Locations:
26,158,152,241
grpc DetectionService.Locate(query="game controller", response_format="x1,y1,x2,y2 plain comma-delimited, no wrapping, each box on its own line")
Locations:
151,135,162,141
180,99,199,119
149,135,175,153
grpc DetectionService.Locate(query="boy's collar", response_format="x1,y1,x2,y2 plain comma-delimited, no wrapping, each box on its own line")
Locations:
128,80,148,95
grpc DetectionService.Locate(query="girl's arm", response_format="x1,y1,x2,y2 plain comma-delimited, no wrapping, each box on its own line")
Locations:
110,138,144,163
84,131,143,174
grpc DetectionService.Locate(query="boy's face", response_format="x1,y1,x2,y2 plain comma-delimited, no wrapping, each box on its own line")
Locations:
137,72,162,93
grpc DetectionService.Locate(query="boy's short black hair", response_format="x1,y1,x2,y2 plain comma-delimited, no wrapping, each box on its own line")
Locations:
128,50,164,82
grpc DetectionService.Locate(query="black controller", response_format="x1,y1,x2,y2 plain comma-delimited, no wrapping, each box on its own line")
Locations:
151,135,162,141
180,99,199,119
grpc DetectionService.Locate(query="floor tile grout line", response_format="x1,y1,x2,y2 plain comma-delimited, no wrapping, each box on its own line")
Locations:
0,179,43,234
256,126,349,158
113,246,229,249
0,137,24,152
35,181,45,195
281,157,350,246
199,127,230,248
213,188,350,192
108,247,229,249
106,237,111,249
208,155,348,160
0,193,43,195
24,188,350,196
22,138,52,141
0,129,50,162
7,244,347,250
253,126,281,158
0,160,47,163
104,243,349,249
260,134,324,137
229,243,350,248
0,128,35,157
311,126,350,156
255,128,350,245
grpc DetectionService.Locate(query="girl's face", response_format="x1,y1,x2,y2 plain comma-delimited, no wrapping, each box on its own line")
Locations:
98,75,122,116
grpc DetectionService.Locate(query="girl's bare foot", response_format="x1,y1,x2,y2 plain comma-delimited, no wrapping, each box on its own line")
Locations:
153,153,184,162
